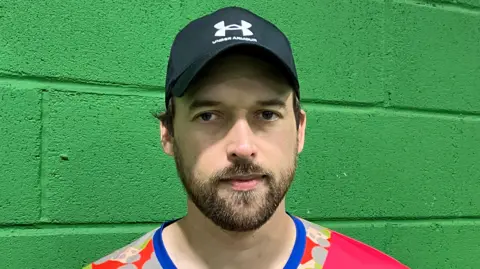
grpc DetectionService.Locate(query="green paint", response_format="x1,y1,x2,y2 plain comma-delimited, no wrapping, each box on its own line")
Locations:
0,0,479,268
0,83,42,224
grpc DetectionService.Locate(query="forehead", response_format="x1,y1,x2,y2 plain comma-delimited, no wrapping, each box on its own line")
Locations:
180,53,293,104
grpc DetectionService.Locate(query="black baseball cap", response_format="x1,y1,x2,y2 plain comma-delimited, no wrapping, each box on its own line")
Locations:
164,6,300,107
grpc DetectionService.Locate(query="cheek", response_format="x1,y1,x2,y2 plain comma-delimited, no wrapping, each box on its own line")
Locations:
174,137,200,170
259,131,297,168
267,130,297,152
193,147,227,176
176,135,226,177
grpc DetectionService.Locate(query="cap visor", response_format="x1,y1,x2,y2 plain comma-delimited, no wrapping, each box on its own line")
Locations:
170,42,298,98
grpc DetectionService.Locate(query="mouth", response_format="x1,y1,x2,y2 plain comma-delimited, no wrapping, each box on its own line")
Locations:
220,174,265,191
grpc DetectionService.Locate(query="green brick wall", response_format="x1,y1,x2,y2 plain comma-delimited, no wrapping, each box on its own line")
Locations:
1,1,479,268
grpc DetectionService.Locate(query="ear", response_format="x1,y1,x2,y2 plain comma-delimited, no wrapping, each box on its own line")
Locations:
296,109,307,154
160,121,174,156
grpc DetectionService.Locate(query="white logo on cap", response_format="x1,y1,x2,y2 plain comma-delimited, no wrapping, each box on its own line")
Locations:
214,20,253,37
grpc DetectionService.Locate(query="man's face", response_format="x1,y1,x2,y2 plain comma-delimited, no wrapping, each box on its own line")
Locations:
161,53,306,232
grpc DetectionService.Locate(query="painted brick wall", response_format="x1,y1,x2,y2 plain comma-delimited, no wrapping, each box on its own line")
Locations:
1,1,479,268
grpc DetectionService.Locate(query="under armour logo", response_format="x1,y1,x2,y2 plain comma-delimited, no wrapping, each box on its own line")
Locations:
214,20,253,37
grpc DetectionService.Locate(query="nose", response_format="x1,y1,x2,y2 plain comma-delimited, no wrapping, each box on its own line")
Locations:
226,119,257,162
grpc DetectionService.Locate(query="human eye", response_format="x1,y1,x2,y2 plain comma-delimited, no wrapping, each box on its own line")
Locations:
194,112,219,122
257,110,280,121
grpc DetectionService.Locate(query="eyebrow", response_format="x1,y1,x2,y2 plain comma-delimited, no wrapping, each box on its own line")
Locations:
188,98,287,111
188,100,222,111
256,99,286,108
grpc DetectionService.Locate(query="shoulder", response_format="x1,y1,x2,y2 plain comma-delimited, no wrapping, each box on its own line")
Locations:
296,217,409,269
82,228,163,269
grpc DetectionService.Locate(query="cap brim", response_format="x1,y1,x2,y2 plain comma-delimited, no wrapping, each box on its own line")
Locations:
170,42,299,98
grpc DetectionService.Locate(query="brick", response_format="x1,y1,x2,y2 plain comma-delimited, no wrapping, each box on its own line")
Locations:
385,1,480,113
0,82,41,224
387,219,480,268
0,0,181,86
1,0,385,104
42,88,184,223
0,225,156,269
287,105,480,219
179,0,386,103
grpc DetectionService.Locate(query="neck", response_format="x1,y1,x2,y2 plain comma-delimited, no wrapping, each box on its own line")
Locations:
163,199,297,269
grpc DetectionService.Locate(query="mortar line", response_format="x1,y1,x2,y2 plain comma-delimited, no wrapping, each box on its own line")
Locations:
2,216,480,231
397,0,480,14
382,0,392,108
301,101,480,119
38,89,47,222
0,73,163,91
2,75,479,119
382,1,394,251
304,214,480,223
385,105,480,118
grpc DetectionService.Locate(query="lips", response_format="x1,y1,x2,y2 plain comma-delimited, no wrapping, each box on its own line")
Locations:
221,174,264,191
230,179,260,191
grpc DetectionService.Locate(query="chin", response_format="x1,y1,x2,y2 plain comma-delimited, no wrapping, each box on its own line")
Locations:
222,189,267,205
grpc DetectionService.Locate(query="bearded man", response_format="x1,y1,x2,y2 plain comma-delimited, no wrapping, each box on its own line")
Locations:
83,6,409,269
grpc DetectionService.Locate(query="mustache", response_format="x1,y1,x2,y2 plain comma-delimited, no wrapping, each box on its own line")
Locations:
211,161,274,181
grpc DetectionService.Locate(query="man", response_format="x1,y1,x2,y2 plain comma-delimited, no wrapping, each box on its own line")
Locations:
83,6,409,269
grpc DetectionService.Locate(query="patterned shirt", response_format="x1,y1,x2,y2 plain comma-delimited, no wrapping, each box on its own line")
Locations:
83,215,409,269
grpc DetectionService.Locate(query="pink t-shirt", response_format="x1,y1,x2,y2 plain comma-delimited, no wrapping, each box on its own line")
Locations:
83,215,409,269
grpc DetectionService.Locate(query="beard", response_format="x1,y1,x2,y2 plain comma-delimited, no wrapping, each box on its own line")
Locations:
173,142,298,232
